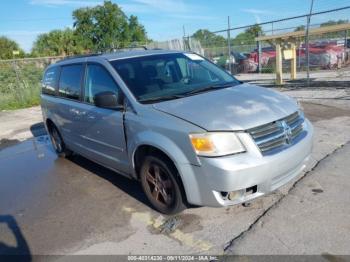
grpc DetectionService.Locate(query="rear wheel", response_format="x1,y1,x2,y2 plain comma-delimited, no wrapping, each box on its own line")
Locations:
48,125,71,158
140,154,186,214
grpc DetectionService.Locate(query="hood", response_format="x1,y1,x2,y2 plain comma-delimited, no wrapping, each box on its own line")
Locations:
152,83,299,131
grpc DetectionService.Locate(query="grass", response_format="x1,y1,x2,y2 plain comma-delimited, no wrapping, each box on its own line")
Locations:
0,85,41,110
0,62,43,111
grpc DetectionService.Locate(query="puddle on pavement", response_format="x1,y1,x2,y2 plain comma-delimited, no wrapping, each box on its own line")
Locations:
321,253,345,262
0,136,137,253
0,135,51,160
0,135,60,213
0,138,21,151
301,102,350,122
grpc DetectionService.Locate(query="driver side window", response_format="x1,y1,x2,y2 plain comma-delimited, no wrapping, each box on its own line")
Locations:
84,64,119,104
176,58,219,83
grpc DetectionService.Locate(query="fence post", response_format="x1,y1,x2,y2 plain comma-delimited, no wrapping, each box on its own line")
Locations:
257,35,262,73
345,29,348,49
276,43,283,85
227,16,232,74
298,42,302,69
291,43,297,80
12,61,21,90
305,0,314,86
271,22,274,35
182,25,186,51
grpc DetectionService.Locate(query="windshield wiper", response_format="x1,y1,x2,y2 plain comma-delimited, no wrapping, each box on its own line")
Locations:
138,82,237,104
138,94,186,104
182,82,235,96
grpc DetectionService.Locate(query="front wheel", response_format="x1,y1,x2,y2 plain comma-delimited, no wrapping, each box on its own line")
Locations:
48,125,71,158
140,154,186,214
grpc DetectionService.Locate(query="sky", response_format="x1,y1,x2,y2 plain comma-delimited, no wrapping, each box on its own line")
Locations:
0,0,349,52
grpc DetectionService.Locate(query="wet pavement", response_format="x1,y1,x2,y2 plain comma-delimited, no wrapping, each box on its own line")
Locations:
0,135,151,254
1,99,350,256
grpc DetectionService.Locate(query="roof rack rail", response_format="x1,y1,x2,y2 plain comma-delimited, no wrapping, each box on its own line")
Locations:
57,46,163,62
59,53,101,62
104,45,148,53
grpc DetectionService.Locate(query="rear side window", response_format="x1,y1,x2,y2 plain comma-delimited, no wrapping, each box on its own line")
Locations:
42,67,59,95
84,64,119,104
58,64,83,100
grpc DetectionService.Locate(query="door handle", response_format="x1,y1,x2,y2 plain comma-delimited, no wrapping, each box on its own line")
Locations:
69,109,86,116
69,108,79,115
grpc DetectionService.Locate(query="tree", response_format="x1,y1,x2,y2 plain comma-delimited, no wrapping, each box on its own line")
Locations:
192,29,226,47
128,15,148,44
294,25,306,32
319,19,350,38
320,19,349,27
233,24,264,45
31,28,83,56
0,36,25,59
73,1,148,51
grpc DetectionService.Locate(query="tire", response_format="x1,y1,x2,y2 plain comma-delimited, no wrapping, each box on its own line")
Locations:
48,125,72,158
140,154,186,214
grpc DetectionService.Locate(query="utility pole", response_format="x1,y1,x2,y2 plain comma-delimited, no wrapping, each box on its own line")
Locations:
183,25,186,51
305,0,314,86
272,22,274,35
227,16,232,74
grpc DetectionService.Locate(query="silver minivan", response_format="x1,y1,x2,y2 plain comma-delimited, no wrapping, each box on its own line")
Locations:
41,50,313,214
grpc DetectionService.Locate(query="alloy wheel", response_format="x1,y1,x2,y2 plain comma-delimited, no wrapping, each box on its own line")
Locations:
145,162,175,207
50,127,63,153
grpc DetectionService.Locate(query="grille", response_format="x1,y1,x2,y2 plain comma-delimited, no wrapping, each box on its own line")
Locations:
248,111,305,155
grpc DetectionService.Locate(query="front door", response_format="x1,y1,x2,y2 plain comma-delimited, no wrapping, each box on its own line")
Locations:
76,63,129,174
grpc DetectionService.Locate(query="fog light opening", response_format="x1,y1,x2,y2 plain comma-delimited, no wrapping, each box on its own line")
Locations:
220,191,229,200
228,189,244,201
245,185,257,196
221,185,258,202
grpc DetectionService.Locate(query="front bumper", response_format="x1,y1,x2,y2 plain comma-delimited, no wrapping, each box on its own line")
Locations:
178,118,314,207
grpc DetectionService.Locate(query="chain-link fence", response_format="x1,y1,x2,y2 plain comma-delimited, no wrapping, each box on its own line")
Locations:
1,7,349,110
189,6,350,87
0,39,205,111
0,56,64,110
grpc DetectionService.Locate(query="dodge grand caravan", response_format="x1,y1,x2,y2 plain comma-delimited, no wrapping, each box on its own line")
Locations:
41,49,313,214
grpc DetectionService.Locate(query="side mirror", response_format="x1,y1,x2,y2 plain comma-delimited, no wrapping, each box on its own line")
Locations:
94,91,123,110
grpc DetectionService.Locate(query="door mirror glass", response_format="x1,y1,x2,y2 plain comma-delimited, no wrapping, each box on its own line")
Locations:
94,91,122,110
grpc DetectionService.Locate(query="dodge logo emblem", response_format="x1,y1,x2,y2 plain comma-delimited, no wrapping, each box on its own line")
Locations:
280,120,292,144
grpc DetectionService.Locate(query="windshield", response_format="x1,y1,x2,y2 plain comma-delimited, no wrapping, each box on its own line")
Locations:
110,53,240,103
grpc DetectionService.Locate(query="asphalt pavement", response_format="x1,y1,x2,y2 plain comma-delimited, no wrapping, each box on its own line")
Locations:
0,91,350,257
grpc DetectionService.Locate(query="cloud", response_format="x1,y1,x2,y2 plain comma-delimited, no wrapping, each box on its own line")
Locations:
119,3,151,13
241,8,271,15
0,30,45,36
254,14,262,24
131,0,189,13
167,14,218,21
241,8,270,24
29,0,102,7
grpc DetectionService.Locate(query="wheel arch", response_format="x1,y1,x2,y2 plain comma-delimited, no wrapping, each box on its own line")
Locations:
133,144,189,205
45,118,56,132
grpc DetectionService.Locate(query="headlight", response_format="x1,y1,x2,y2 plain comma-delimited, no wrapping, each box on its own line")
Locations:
189,132,245,157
